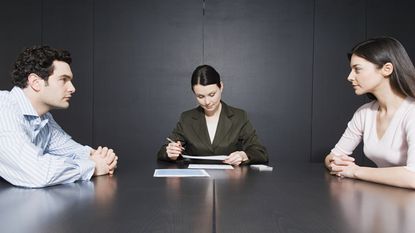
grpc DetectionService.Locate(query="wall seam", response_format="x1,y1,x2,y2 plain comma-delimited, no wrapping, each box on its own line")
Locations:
202,0,206,64
310,0,317,162
92,0,96,146
40,0,44,44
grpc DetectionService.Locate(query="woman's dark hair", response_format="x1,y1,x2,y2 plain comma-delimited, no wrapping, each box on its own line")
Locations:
191,65,221,92
348,36,415,98
11,45,72,88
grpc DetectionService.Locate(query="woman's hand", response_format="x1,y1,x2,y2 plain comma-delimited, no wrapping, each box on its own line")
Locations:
328,154,359,178
166,141,184,160
224,151,248,166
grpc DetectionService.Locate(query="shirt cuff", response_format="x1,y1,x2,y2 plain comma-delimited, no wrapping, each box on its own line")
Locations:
404,166,415,172
76,158,95,180
82,145,93,158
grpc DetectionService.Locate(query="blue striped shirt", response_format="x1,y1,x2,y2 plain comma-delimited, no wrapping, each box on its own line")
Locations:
0,87,95,188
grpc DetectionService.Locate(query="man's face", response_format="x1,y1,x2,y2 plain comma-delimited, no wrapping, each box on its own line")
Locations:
39,61,75,110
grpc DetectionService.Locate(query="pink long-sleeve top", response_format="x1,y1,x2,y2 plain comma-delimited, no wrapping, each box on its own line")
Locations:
331,97,415,171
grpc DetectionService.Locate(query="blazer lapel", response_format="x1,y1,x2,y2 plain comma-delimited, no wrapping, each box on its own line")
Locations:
212,102,233,149
191,107,213,152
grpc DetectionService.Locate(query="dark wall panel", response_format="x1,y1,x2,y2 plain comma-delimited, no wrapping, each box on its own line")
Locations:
1,0,415,163
0,0,41,90
312,0,367,163
367,0,415,61
43,0,94,146
94,0,203,160
204,0,314,162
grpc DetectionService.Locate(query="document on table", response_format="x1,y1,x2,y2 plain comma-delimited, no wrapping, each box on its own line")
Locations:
182,154,228,161
153,169,210,177
188,164,234,170
250,164,274,171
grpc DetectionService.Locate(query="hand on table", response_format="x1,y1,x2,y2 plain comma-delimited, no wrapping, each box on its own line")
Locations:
224,151,248,166
328,154,358,178
91,146,118,176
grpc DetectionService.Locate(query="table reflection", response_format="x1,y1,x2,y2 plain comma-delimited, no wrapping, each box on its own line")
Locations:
327,175,415,233
0,181,93,233
0,176,118,233
163,176,213,232
93,175,118,208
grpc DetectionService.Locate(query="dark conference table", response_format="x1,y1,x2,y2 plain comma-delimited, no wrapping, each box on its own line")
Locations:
1,160,415,233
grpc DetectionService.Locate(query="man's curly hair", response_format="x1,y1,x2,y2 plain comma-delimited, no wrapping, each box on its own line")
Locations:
11,45,72,88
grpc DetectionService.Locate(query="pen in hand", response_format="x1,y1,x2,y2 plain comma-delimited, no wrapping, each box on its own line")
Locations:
166,137,185,151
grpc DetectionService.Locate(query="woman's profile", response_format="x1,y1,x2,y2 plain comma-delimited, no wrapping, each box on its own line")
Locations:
325,37,415,189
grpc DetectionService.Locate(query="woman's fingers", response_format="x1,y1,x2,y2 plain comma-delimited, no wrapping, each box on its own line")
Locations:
223,153,242,166
166,142,183,160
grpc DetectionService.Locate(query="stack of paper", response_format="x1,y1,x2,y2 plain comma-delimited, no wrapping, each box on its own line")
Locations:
188,164,234,170
182,154,228,161
250,164,273,171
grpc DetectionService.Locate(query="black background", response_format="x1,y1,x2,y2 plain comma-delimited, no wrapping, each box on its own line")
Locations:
1,0,415,164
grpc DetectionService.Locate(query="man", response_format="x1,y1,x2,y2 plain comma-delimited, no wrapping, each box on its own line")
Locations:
0,45,118,188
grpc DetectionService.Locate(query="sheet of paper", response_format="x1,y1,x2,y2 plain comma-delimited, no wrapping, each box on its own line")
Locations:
250,164,273,171
188,164,234,170
182,154,228,161
153,169,210,177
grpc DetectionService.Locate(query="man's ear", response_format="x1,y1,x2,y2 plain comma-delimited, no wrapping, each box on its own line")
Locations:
381,62,394,77
27,73,43,92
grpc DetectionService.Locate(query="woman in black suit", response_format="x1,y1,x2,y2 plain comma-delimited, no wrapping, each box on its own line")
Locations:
157,65,268,165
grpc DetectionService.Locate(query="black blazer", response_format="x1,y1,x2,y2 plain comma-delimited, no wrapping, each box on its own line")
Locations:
157,102,268,164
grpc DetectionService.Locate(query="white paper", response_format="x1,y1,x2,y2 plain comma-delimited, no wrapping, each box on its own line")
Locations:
250,164,273,171
188,164,234,170
153,169,210,177
182,154,228,161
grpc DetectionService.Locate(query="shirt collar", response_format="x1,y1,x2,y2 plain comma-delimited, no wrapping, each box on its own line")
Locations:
10,86,40,117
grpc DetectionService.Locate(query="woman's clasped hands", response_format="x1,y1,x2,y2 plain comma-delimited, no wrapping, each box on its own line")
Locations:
328,154,359,178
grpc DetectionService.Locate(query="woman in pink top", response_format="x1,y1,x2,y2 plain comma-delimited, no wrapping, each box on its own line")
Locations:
325,37,415,189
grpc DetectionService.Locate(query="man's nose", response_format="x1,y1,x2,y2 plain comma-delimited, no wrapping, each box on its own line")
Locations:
67,81,76,93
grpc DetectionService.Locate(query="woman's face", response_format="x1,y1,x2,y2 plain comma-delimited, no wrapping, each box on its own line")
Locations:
347,54,388,96
193,83,223,116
